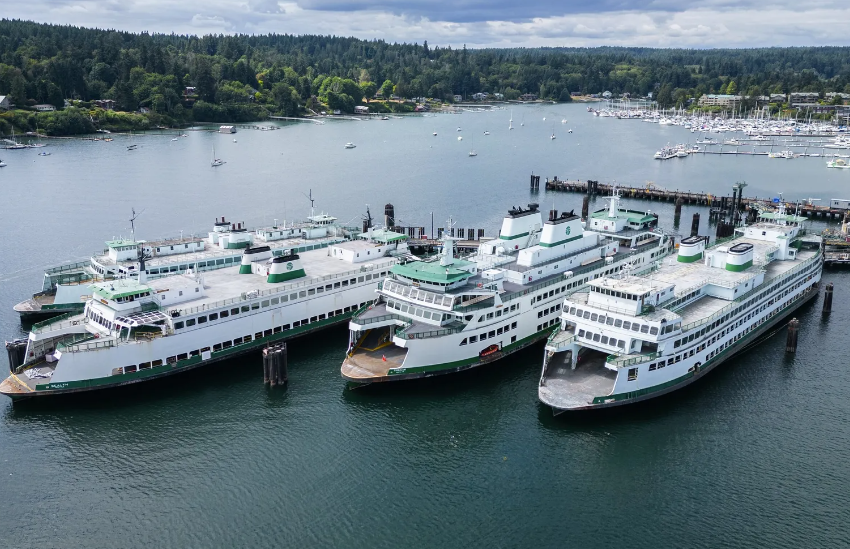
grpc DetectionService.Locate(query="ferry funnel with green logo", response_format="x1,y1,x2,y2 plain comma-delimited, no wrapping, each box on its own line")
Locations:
677,236,705,263
725,243,754,271
268,254,306,283
240,246,272,274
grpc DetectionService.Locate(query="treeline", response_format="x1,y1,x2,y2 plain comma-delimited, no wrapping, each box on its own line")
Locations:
1,19,850,133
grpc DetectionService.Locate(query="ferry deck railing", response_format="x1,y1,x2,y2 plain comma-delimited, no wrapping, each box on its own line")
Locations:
174,262,393,317
677,248,821,333
606,350,661,368
31,312,84,334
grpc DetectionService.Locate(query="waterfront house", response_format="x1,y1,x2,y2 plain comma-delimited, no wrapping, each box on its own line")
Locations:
92,99,116,110
769,93,788,103
453,94,463,102
520,93,538,101
34,104,56,112
354,105,369,114
219,125,236,134
698,94,742,108
601,91,612,99
789,92,819,107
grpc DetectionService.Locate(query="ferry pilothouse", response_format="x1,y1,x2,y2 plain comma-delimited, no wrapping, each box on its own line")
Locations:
539,202,823,413
13,213,345,323
341,192,674,384
1,227,409,401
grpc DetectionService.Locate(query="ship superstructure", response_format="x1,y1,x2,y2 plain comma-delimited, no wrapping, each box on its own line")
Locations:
539,203,823,412
1,229,408,400
341,192,674,384
14,214,350,322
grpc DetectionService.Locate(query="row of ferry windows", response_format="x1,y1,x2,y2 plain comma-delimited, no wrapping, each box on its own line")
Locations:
675,282,807,348
578,329,627,349
591,286,645,301
114,302,370,375
538,304,561,318
673,275,811,347
459,322,518,345
630,281,811,382
386,299,451,321
537,318,558,332
172,274,387,329
532,284,572,306
478,304,519,322
567,307,673,335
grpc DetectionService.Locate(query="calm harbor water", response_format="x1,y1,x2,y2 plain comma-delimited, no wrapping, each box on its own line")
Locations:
1,103,849,548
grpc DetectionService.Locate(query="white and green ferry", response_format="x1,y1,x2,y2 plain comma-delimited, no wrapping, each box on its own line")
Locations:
539,203,823,413
1,228,408,401
341,192,674,384
13,214,345,322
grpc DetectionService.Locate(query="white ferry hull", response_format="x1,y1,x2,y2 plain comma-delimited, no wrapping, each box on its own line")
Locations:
3,280,381,401
540,259,821,413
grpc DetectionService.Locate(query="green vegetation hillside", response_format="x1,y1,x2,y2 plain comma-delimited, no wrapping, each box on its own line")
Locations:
1,19,850,134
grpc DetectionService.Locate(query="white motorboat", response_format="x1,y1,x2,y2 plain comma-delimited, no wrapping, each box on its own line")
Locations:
344,142,356,149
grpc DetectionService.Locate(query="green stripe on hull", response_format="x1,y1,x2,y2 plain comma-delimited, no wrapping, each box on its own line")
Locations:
32,309,360,394
267,269,306,283
725,259,753,272
238,265,253,274
677,252,703,263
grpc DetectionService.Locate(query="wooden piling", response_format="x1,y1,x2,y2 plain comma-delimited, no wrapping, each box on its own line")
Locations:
786,318,799,353
263,343,289,387
823,283,833,314
691,213,700,237
581,195,590,220
263,348,271,384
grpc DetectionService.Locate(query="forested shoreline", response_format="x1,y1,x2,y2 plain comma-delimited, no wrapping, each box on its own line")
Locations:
2,19,850,135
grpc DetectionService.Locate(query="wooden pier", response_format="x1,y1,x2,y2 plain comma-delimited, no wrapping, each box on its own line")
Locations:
543,179,850,219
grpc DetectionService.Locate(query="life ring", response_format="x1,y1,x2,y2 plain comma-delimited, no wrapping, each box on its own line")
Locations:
477,283,483,288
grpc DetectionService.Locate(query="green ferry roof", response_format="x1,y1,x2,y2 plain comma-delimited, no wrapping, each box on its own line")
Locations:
105,239,139,249
90,280,152,300
392,260,472,284
359,228,409,243
590,209,655,224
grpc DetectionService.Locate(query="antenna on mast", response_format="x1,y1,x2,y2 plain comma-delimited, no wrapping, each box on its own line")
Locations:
129,207,144,242
302,189,315,219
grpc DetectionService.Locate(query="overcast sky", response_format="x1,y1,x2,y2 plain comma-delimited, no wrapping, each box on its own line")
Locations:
5,1,850,48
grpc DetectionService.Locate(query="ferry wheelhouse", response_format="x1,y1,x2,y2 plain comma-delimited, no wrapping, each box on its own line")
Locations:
13,214,347,322
341,194,674,384
539,204,823,413
1,229,408,401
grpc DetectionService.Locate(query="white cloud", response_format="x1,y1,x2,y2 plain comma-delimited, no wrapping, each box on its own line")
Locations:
4,1,850,47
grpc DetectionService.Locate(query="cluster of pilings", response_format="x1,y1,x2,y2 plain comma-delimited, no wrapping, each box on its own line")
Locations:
263,343,288,387
435,227,485,240
530,174,541,190
785,283,835,353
